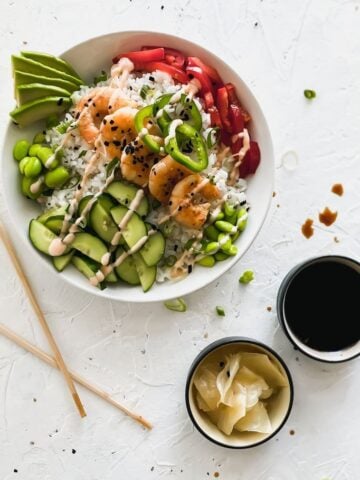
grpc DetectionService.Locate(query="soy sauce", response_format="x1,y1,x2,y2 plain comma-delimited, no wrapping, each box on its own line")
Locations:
284,260,360,351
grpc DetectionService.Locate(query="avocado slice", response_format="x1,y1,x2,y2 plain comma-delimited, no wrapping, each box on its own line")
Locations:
12,55,83,87
16,83,71,106
10,96,71,127
14,70,79,93
21,51,82,81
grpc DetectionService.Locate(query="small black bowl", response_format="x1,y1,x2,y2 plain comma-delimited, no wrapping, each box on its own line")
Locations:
185,337,294,449
277,255,360,363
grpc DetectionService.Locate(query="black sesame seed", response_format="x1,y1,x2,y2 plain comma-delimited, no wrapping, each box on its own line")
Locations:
72,449,76,454
104,141,110,146
110,119,114,125
174,245,178,251
188,265,192,274
219,361,225,368
57,98,64,106
226,370,230,378
149,76,155,82
109,105,112,109
103,119,107,124
111,126,118,131
96,113,100,117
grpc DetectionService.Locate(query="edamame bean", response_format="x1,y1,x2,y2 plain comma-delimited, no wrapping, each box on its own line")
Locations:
55,148,64,161
13,139,30,161
204,225,220,241
214,251,229,262
223,201,235,218
46,114,59,128
44,166,70,189
37,147,59,170
232,231,240,242
215,211,224,221
227,245,238,256
218,233,232,252
33,132,46,144
196,255,216,267
21,176,41,199
23,157,42,178
204,241,219,254
29,144,43,157
19,156,31,174
225,211,238,225
237,208,248,232
215,220,237,234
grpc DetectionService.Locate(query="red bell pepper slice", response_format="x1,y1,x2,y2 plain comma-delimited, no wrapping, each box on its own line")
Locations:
186,66,213,94
204,91,214,109
208,106,222,128
216,87,232,132
142,45,185,68
112,48,164,64
187,57,223,85
229,104,244,134
134,61,188,83
225,83,251,124
239,141,261,177
221,130,232,147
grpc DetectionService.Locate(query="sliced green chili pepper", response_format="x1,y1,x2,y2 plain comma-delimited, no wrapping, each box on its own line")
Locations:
165,123,208,172
134,105,162,154
206,127,220,148
180,94,202,131
140,85,151,99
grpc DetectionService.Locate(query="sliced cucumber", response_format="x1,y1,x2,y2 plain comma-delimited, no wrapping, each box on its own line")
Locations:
139,231,165,266
98,194,116,213
106,181,149,217
44,215,64,234
72,232,108,263
37,205,67,224
52,251,73,271
29,219,69,256
71,255,102,288
105,270,118,283
115,247,140,285
110,205,147,248
133,253,157,292
89,202,119,243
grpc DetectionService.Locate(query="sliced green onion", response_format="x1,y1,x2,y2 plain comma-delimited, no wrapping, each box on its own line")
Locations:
164,298,187,312
56,120,73,134
94,70,107,84
106,157,119,177
239,270,254,284
140,85,151,99
206,127,220,148
216,306,225,316
304,89,316,100
78,150,87,158
165,255,177,267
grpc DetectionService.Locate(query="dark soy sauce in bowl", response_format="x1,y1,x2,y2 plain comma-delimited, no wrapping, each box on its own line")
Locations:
284,259,360,352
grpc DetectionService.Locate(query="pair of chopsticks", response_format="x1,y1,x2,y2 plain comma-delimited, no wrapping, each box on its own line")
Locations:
0,222,151,430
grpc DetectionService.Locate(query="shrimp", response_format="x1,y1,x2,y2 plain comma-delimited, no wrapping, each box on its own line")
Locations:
76,87,135,146
148,155,192,204
169,174,221,229
121,149,156,188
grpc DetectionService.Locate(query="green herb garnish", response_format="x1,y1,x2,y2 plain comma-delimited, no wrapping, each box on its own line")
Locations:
164,298,187,312
304,89,316,100
216,306,225,316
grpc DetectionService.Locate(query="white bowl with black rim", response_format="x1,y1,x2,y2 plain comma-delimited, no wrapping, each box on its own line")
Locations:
185,337,294,449
1,31,274,302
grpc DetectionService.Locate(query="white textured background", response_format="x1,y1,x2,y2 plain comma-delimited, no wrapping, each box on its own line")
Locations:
0,1,359,479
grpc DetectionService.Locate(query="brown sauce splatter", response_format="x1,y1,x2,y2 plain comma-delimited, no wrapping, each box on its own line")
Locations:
289,429,295,435
301,218,314,238
334,236,340,243
214,473,220,478
331,183,344,196
267,306,272,312
319,207,337,226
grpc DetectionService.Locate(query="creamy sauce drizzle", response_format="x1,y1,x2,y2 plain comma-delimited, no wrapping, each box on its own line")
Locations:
229,129,250,185
30,176,44,195
164,119,183,146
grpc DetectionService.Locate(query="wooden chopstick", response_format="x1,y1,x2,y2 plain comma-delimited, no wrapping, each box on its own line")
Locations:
0,323,152,429
0,222,86,418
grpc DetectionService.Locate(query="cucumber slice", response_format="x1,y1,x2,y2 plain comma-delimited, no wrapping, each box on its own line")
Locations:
52,251,73,271
29,219,69,256
72,232,108,263
78,195,92,218
139,231,165,266
89,202,119,243
71,255,103,288
106,181,149,217
110,205,147,248
44,215,64,234
98,194,116,213
115,247,140,285
37,205,67,224
105,270,118,283
133,253,157,292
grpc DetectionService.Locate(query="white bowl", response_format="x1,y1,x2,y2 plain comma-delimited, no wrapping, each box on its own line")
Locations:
185,337,293,448
1,31,274,303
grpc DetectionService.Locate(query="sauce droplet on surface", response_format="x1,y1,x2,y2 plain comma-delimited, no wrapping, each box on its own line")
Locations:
301,218,314,238
331,183,344,196
319,207,337,226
